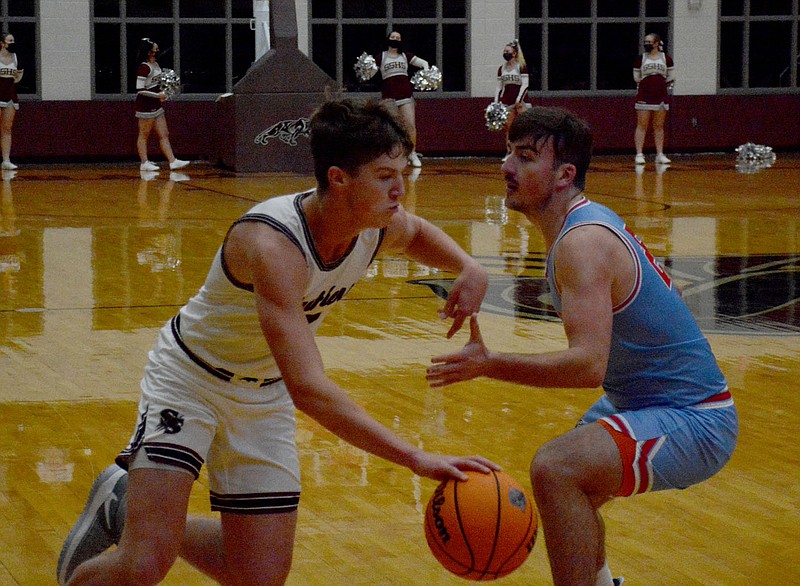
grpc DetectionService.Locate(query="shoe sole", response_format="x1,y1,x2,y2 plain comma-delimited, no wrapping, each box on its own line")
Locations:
57,466,127,585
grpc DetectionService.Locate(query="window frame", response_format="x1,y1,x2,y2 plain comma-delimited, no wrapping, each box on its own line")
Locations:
718,0,800,93
308,0,471,98
1,0,39,99
516,0,673,97
90,0,254,100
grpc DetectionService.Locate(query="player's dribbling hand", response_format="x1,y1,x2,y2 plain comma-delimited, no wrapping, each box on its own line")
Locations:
412,451,501,482
428,316,489,387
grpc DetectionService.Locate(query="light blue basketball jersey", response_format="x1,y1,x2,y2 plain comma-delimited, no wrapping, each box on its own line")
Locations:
546,196,728,411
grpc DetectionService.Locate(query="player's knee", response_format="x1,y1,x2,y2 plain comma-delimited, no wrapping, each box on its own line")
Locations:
529,441,573,494
119,546,179,585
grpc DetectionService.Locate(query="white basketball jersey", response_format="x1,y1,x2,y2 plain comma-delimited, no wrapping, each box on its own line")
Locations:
176,190,384,379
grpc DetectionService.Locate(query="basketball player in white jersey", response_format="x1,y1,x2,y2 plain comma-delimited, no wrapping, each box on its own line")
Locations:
58,98,498,586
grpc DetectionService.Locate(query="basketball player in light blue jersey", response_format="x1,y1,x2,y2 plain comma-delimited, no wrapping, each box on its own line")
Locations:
427,106,737,586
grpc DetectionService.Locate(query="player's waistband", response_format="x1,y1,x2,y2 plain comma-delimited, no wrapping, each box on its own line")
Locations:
170,314,282,388
693,388,734,410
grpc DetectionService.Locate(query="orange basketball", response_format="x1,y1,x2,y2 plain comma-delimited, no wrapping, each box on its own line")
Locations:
424,469,538,580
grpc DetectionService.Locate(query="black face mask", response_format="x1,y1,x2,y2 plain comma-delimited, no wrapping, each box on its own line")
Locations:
643,44,654,52
503,53,514,62
5,44,15,53
388,39,402,49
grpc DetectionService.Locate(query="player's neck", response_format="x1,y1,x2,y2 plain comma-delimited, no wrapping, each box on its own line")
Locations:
303,191,360,261
536,189,584,245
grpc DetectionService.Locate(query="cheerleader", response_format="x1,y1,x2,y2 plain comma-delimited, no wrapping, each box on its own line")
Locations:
494,39,531,159
367,31,430,167
633,33,675,165
135,38,189,173
0,33,22,170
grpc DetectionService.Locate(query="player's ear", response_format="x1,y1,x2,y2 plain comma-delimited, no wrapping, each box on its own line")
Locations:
327,166,348,188
556,163,576,187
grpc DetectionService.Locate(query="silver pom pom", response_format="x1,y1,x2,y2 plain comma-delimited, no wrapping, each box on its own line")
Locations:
354,52,378,82
484,102,509,132
735,143,776,174
156,68,181,97
411,66,442,91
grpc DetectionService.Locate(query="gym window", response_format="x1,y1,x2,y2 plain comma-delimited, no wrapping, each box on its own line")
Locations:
517,0,672,95
309,0,469,95
0,0,37,97
91,0,256,97
720,0,800,91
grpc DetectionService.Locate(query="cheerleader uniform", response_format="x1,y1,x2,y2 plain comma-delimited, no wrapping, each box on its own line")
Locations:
374,51,428,107
496,61,530,109
135,61,165,119
633,52,674,111
0,53,20,110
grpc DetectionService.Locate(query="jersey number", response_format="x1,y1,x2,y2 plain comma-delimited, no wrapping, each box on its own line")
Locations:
624,225,672,288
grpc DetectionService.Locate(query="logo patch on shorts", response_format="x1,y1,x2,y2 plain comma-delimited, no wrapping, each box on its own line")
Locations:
156,408,185,434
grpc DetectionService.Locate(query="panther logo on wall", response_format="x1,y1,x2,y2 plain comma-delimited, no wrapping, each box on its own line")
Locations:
411,254,800,335
254,118,311,146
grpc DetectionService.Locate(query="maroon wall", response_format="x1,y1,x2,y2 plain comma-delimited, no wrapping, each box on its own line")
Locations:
10,94,800,164
415,94,800,156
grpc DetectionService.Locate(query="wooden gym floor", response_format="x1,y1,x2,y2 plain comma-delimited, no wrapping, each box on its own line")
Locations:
0,153,798,585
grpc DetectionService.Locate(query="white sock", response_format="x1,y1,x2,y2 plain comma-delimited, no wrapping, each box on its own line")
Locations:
596,562,614,586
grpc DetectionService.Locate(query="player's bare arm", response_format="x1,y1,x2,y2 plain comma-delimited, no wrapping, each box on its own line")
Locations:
427,226,618,389
227,221,497,481
383,208,488,336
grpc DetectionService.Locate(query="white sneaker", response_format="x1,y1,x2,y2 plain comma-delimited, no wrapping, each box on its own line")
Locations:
634,154,646,165
655,154,671,164
140,161,159,172
1,161,18,170
408,152,422,168
169,159,189,170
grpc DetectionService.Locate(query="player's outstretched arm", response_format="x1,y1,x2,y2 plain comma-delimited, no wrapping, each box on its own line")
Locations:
429,227,617,390
384,209,488,337
230,221,498,481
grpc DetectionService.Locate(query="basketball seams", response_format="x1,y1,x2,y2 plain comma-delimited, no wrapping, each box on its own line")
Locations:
453,473,478,571
476,469,503,579
424,504,474,576
492,493,538,578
